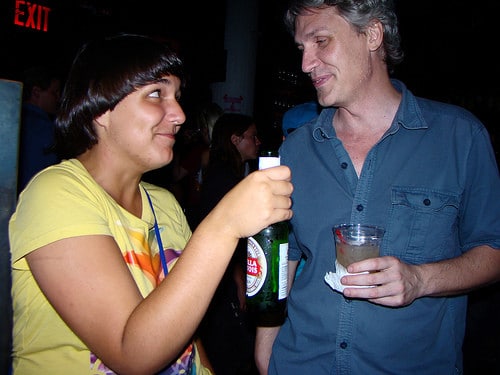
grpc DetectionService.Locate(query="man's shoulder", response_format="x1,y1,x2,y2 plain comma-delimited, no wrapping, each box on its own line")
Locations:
415,96,483,128
22,102,52,124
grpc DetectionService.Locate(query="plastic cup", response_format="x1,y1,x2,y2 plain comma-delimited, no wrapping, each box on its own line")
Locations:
333,224,385,268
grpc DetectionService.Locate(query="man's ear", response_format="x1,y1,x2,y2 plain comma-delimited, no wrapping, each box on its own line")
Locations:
31,86,42,100
231,134,241,146
94,110,110,128
367,20,383,51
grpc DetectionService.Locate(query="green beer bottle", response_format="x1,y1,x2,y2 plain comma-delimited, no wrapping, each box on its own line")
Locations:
246,151,289,326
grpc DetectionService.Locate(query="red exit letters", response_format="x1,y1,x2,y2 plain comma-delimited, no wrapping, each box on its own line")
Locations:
14,0,51,32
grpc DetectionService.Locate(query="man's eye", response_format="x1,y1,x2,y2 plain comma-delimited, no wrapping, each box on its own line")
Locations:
148,89,161,98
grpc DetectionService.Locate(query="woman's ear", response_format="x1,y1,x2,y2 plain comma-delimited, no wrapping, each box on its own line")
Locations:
94,110,110,128
231,134,241,146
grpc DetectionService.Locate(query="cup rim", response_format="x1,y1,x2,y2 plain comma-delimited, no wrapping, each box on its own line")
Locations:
333,224,385,244
333,223,385,232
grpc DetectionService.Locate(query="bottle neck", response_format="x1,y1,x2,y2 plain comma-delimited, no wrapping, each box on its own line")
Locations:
258,150,280,170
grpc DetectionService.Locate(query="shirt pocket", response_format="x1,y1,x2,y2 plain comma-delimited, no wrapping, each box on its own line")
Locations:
385,187,460,263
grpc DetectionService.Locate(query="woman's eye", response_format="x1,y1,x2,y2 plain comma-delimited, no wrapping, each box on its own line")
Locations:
148,89,161,98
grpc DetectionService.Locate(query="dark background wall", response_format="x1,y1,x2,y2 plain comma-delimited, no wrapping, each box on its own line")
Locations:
0,0,227,114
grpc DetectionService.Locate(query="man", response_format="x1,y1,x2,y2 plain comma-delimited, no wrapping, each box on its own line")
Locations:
18,65,61,193
256,1,500,374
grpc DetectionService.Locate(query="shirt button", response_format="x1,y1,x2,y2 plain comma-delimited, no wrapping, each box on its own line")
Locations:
423,198,431,206
341,162,348,169
356,204,364,212
340,342,348,349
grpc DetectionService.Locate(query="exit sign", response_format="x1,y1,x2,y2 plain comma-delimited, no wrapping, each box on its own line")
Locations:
13,0,51,32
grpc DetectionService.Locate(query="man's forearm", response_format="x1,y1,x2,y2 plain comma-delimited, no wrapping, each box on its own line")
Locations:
420,245,500,297
255,326,280,375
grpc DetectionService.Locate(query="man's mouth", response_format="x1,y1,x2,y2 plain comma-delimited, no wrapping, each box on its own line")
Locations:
311,75,328,88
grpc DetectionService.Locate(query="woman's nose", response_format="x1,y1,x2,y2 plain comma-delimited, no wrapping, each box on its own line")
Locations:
169,100,186,125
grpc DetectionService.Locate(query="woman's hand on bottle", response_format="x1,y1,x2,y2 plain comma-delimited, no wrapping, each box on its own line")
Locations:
209,165,293,239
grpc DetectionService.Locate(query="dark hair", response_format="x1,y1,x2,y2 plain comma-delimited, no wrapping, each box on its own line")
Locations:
21,65,61,101
55,33,185,159
284,0,404,71
209,113,255,178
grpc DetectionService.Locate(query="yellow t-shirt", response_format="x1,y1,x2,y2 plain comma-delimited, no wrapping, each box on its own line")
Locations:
9,159,211,375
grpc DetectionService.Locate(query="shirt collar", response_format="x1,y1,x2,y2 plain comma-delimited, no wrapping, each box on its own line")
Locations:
310,79,428,142
391,79,428,131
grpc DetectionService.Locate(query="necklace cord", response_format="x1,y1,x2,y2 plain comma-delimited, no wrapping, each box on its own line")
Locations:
143,188,169,276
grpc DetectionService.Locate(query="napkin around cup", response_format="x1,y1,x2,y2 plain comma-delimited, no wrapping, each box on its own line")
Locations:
324,260,374,293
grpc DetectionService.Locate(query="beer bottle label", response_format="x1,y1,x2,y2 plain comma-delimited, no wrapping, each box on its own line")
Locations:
246,236,267,297
277,242,288,300
246,236,288,299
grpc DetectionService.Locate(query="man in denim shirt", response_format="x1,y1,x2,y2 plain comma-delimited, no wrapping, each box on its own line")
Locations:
255,1,500,374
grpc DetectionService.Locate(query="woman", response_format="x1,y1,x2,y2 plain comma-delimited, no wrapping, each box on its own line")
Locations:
198,113,262,375
9,34,292,375
201,113,262,212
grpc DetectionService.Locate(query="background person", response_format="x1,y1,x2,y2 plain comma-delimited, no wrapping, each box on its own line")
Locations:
9,33,292,375
281,100,320,139
280,100,321,279
255,1,500,374
198,113,262,375
170,102,224,229
17,65,61,193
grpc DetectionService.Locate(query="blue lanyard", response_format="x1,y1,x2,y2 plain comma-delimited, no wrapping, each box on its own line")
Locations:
143,187,169,276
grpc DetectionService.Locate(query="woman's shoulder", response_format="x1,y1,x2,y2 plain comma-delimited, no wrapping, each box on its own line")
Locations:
20,159,94,199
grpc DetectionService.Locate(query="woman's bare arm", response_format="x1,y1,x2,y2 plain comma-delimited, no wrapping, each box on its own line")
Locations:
27,166,293,375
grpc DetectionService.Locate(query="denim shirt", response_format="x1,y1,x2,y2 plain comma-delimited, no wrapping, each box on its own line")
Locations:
270,80,500,375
